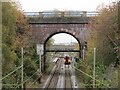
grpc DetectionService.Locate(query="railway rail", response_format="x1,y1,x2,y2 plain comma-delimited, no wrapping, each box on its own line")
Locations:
43,58,62,89
43,58,78,89
65,66,72,89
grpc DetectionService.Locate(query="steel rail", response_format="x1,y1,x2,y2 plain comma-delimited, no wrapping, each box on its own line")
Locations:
42,59,61,88
65,66,72,88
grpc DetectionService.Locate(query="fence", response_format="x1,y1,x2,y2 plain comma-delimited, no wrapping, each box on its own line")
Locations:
1,47,42,89
24,11,99,18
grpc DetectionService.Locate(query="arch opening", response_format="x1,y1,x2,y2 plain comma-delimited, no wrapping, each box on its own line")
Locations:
44,31,81,53
42,31,82,71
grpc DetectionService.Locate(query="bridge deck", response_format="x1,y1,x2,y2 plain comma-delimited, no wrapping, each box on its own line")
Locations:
25,11,98,24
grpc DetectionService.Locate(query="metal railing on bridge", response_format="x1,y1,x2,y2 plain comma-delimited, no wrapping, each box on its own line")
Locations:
24,11,99,18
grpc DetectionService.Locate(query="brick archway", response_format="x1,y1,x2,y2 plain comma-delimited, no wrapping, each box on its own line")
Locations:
31,24,88,71
43,31,82,71
26,11,97,72
44,31,81,50
31,24,87,44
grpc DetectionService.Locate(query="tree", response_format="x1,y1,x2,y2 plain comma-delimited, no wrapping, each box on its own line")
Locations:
2,1,39,88
84,1,119,88
45,38,54,71
90,2,119,65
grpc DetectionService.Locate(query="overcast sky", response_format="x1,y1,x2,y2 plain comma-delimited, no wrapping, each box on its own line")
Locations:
18,0,116,44
19,0,116,12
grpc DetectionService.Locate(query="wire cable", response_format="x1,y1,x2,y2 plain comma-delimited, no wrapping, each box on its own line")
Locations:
29,75,41,86
1,65,22,80
72,66,110,88
23,69,39,84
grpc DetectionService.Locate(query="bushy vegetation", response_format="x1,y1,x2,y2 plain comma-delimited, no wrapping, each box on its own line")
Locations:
75,1,119,88
91,2,119,66
45,38,54,73
2,1,39,88
88,2,119,88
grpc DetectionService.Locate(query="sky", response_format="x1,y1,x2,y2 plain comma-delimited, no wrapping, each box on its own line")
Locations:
52,33,78,44
18,0,116,44
19,0,116,12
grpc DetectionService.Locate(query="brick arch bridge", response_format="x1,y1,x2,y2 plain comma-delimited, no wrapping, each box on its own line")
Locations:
25,11,97,72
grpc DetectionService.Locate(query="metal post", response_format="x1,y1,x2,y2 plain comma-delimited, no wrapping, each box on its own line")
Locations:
39,50,41,73
93,48,96,88
21,47,23,89
83,47,85,60
0,2,2,89
83,49,84,60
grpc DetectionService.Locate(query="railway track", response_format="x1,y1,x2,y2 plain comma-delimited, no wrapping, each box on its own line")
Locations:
65,65,72,89
43,58,62,89
56,63,73,89
43,58,78,89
